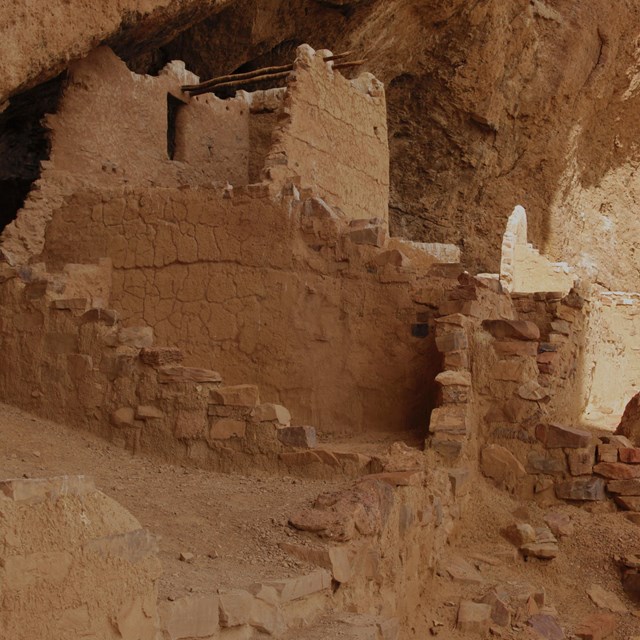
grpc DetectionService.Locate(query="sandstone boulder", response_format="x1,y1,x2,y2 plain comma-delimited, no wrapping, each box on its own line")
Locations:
616,392,640,446
481,445,527,492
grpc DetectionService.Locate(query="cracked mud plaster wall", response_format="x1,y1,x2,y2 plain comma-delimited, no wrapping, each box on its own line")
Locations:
266,49,389,223
0,477,160,640
42,187,436,434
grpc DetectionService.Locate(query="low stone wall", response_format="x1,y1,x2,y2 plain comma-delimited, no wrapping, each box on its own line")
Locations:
0,475,160,640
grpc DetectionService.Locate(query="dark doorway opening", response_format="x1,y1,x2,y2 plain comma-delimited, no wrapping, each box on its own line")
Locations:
167,94,185,160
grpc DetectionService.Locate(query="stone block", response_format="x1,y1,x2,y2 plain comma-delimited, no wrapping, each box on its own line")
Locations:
494,359,527,382
606,479,640,495
443,349,469,369
622,569,640,597
615,495,640,510
439,384,470,404
79,307,118,325
594,462,640,479
567,447,595,476
159,595,220,640
209,419,246,440
619,448,640,463
550,319,571,335
597,444,618,463
439,299,480,316
435,370,471,387
518,380,550,401
481,445,527,490
493,339,539,357
264,569,331,602
158,366,222,384
536,423,591,449
555,477,606,501
448,469,471,497
482,319,540,341
601,435,634,447
504,522,536,546
118,326,154,348
527,614,564,640
346,222,385,247
457,601,491,633
135,405,164,420
445,556,484,584
277,425,316,448
435,330,468,353
140,347,184,366
210,385,260,407
366,470,424,487
480,589,511,627
175,410,208,439
575,613,616,639
0,475,95,503
431,438,463,460
218,591,253,627
586,584,627,613
278,543,352,584
111,407,135,427
527,451,566,475
250,403,291,425
623,511,640,524
543,512,573,538
429,406,468,436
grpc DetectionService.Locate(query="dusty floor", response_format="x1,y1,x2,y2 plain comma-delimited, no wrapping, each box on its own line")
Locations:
0,402,337,599
2,401,640,638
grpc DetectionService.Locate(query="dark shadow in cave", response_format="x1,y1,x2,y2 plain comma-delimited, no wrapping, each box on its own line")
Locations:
0,74,65,234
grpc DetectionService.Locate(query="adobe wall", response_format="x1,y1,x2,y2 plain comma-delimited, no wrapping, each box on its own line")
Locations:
38,184,447,434
266,45,389,223
0,475,160,640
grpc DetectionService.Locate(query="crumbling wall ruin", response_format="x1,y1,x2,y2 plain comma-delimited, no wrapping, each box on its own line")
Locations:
0,475,160,640
0,45,460,440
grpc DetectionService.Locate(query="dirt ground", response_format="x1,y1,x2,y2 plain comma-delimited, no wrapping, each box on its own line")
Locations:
2,401,640,638
0,401,339,599
421,485,640,639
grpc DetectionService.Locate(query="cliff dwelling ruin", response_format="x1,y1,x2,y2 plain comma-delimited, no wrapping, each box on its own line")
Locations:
3,2,640,639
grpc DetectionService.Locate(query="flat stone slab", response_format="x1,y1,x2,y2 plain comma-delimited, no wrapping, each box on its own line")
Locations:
536,423,592,449
555,477,606,501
